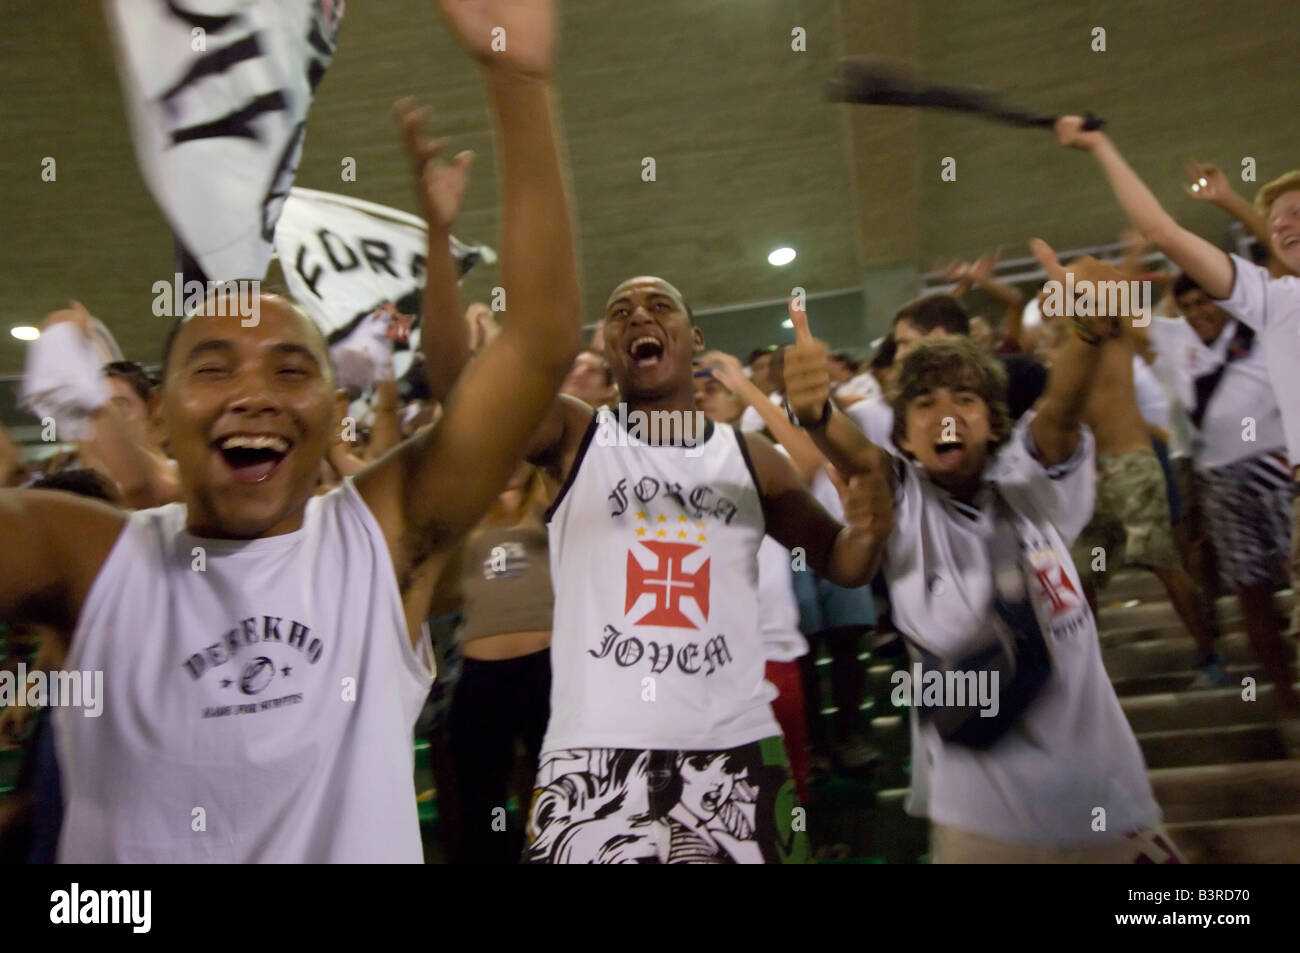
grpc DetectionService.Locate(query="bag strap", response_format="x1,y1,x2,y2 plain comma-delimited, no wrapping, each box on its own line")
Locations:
1190,321,1255,428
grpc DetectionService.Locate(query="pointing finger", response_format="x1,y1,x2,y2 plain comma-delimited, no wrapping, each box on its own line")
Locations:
1029,238,1065,286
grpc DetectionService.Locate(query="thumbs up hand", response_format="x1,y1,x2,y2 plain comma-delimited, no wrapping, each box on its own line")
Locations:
782,298,832,428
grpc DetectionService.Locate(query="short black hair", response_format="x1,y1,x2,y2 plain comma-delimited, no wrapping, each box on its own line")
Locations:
830,351,859,373
747,345,779,366
893,294,971,337
30,467,121,505
870,335,897,371
1172,272,1205,299
159,285,328,378
104,361,155,403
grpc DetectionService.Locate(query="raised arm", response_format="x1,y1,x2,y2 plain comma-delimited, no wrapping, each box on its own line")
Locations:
394,92,587,481
782,302,891,480
743,432,891,588
0,489,124,639
1055,117,1235,298
395,97,474,404
969,249,1027,349
1182,161,1282,265
1026,239,1118,465
702,343,826,484
84,403,181,508
358,0,580,580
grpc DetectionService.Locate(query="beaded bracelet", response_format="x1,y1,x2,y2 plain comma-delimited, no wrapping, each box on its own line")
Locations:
1070,319,1102,346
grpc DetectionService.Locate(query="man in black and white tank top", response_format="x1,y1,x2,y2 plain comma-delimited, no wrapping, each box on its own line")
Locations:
0,0,581,863
516,276,894,864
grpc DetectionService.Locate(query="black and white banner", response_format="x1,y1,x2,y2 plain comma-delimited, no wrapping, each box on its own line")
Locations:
273,187,494,388
105,0,345,283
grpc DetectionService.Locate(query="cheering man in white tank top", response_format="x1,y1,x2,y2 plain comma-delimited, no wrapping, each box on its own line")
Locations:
0,0,580,863
514,280,893,864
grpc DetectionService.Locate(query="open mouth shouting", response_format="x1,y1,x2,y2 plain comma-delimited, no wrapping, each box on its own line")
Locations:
933,439,967,470
628,334,666,369
215,433,294,484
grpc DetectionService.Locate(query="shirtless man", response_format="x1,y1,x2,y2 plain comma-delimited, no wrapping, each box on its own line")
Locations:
0,0,580,862
1053,290,1220,680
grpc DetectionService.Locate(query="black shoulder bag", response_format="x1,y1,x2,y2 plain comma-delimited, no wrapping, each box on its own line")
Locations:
909,492,1054,749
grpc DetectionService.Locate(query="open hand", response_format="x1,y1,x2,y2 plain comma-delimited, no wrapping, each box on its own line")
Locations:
394,98,474,232
1184,161,1229,204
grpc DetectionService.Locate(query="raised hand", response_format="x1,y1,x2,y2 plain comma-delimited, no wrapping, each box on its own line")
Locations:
1030,238,1128,335
436,0,556,78
1053,114,1106,152
701,350,752,399
394,98,475,232
968,246,1002,285
41,300,93,337
781,298,832,427
936,258,972,284
1184,161,1229,204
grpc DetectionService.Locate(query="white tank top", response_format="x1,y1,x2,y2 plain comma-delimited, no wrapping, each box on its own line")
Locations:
544,411,779,751
55,479,434,863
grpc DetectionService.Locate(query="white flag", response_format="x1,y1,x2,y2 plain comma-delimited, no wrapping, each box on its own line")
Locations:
273,187,494,386
105,0,345,282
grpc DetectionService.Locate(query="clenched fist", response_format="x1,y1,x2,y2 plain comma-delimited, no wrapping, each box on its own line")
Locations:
827,462,893,545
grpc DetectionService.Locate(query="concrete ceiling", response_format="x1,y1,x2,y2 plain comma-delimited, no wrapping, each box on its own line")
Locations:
0,0,861,372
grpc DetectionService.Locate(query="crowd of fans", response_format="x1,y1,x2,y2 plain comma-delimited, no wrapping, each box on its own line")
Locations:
2,0,1299,865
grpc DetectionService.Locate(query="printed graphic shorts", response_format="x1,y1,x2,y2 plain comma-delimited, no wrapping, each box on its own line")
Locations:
1071,450,1181,588
1197,452,1292,594
523,737,810,864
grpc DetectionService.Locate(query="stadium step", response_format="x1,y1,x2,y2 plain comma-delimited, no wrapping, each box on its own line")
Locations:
1121,684,1280,733
856,568,1300,863
1151,761,1300,824
1165,814,1300,864
1103,630,1292,680
1137,723,1288,769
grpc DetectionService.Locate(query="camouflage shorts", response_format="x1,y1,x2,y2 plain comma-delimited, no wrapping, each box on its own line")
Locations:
1071,450,1180,588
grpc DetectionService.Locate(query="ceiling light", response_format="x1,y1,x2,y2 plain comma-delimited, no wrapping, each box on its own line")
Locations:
768,247,796,267
10,326,39,341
